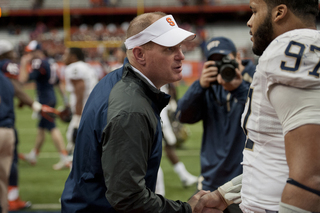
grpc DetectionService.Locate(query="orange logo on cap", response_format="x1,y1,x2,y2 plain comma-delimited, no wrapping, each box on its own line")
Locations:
166,18,175,26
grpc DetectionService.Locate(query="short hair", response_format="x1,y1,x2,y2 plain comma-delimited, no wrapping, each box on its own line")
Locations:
126,12,167,39
263,0,319,24
69,48,85,61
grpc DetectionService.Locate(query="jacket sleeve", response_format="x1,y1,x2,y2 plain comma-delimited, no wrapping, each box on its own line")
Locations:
176,80,207,124
230,80,250,105
101,112,191,213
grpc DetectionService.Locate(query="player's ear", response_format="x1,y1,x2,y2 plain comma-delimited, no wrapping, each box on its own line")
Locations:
273,4,287,23
132,46,146,65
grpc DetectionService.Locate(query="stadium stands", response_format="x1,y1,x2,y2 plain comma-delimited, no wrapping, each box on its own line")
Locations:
4,0,250,9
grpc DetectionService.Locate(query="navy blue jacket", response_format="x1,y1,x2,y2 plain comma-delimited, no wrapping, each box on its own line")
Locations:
176,60,256,191
61,58,192,213
0,71,15,128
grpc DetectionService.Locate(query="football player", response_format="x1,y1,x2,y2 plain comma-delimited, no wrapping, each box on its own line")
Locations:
194,0,320,212
62,47,98,157
18,40,70,170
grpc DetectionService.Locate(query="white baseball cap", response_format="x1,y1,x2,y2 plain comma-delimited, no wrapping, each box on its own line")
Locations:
0,40,13,55
124,15,196,50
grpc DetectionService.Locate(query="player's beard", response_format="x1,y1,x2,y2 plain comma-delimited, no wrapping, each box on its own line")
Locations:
252,11,273,56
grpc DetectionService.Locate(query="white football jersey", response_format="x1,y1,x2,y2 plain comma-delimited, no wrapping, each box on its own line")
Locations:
240,29,320,212
65,61,98,114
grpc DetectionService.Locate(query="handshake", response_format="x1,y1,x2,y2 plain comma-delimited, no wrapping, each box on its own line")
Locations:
188,175,242,213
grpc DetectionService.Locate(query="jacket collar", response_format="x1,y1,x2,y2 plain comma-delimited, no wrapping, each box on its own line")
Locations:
122,58,171,113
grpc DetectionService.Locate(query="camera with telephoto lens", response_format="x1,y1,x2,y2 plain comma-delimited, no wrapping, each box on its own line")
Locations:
211,56,239,83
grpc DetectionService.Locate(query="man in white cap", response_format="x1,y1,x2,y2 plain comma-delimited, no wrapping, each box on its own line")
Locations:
61,12,208,212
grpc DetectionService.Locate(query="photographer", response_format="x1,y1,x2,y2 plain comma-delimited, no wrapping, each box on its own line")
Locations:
176,36,255,213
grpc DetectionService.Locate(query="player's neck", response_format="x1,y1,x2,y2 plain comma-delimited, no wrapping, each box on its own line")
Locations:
273,15,315,40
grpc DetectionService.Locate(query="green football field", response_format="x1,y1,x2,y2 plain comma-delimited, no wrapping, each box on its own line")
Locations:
14,84,203,211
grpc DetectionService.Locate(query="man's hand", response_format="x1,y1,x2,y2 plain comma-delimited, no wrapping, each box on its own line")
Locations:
199,61,219,89
193,190,228,213
188,190,210,212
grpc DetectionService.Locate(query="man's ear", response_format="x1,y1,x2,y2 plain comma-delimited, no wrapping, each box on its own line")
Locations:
132,47,146,65
273,4,287,23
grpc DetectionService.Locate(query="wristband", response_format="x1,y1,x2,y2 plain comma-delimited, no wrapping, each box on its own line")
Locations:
32,101,42,113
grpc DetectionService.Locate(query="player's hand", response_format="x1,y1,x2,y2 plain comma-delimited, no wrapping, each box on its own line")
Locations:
193,190,228,213
32,101,59,122
70,115,81,144
217,67,243,91
217,174,242,205
59,106,72,123
72,127,78,144
17,100,25,108
40,105,60,122
199,61,219,89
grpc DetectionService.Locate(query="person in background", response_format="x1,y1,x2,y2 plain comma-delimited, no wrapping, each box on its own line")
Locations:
0,40,57,212
61,12,209,212
62,47,98,157
194,0,320,212
108,44,127,73
0,64,15,213
7,129,32,211
176,36,255,213
156,83,198,196
18,40,70,170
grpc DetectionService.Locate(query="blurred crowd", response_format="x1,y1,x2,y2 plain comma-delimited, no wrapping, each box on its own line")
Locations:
9,18,208,77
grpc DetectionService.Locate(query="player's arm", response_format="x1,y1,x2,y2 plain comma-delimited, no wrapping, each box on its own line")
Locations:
283,125,320,211
67,79,85,141
19,53,33,84
268,84,320,212
9,77,58,121
71,79,85,116
160,104,176,146
2,61,34,107
9,78,34,107
56,82,69,106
